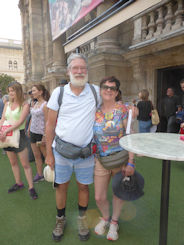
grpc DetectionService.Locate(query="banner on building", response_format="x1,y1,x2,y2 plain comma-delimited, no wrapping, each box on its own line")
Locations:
49,0,104,40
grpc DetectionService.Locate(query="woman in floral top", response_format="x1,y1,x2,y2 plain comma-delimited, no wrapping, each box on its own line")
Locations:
93,76,135,241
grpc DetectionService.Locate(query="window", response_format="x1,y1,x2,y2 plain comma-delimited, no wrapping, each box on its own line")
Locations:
14,60,18,69
8,60,13,70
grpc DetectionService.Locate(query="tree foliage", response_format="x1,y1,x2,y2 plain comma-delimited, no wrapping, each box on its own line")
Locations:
0,73,15,95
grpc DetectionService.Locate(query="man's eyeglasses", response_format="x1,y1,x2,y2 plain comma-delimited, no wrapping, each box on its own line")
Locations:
101,84,117,91
70,66,87,72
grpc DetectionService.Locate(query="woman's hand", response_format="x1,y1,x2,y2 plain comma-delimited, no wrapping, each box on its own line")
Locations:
128,104,138,119
0,130,7,142
122,164,135,177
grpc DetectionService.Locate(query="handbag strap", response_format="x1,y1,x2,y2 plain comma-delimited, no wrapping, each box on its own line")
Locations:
150,100,154,110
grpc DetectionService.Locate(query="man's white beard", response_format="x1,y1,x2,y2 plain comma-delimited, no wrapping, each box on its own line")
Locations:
69,72,88,87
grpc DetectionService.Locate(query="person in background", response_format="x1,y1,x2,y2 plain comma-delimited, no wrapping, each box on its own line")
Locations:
2,94,9,105
0,92,4,119
59,79,68,87
25,90,36,163
137,89,153,133
25,90,37,132
1,95,9,155
45,53,100,242
23,91,28,101
179,78,184,109
28,84,50,183
162,87,180,133
93,76,135,241
0,81,38,199
178,79,184,134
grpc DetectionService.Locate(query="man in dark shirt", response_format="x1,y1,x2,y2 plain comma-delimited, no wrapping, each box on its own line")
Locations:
162,87,180,133
179,78,184,108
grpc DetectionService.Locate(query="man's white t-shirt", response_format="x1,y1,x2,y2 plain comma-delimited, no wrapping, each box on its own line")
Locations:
47,83,100,147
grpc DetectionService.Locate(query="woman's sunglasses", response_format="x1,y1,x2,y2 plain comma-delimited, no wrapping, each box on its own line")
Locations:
101,84,117,91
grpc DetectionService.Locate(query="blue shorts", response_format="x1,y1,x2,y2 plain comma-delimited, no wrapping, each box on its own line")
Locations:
53,148,95,185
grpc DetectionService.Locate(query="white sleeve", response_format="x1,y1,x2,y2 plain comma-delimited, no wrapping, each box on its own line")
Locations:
47,87,61,111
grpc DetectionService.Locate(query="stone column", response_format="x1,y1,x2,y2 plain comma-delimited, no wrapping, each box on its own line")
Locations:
19,0,32,84
52,36,66,74
154,7,164,37
146,11,155,39
96,0,121,53
131,57,147,94
29,0,44,82
42,0,53,76
132,18,142,44
172,0,184,30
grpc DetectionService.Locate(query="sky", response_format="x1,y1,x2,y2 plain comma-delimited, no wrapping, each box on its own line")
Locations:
0,0,22,40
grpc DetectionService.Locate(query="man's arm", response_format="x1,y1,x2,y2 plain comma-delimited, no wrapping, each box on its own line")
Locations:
45,108,58,169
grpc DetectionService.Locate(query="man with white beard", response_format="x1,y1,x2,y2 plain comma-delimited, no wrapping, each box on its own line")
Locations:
45,53,100,242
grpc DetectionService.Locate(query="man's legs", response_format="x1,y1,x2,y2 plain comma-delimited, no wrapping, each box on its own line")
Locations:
52,153,94,241
76,181,90,241
77,181,89,208
52,150,73,242
56,182,70,210
52,182,69,242
75,155,94,241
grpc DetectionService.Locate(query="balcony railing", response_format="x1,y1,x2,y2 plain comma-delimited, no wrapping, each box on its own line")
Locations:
131,0,184,49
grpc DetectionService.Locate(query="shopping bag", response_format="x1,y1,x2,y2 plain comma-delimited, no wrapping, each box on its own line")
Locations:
151,109,160,125
0,120,20,148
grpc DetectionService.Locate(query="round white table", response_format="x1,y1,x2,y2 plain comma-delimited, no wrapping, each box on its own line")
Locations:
119,133,184,245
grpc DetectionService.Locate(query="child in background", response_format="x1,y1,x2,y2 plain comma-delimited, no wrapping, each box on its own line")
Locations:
176,106,184,134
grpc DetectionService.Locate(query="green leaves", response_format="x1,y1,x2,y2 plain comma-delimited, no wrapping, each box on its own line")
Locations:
0,73,15,95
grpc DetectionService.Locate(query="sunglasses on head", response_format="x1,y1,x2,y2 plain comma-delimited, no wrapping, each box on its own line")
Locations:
101,84,117,91
8,81,19,87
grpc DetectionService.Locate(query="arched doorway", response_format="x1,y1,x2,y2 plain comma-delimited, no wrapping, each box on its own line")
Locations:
157,65,184,132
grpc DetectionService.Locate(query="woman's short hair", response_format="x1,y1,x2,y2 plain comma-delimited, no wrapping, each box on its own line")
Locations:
100,76,122,101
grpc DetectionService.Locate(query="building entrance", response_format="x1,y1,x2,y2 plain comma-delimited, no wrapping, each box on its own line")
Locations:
157,65,184,132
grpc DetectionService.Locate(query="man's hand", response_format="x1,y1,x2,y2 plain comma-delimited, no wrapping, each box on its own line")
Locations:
45,108,58,170
45,152,55,170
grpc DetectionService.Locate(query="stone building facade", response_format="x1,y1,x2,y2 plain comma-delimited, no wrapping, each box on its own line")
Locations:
0,38,24,83
18,0,184,116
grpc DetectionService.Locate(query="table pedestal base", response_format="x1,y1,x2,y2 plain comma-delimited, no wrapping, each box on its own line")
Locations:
159,160,171,245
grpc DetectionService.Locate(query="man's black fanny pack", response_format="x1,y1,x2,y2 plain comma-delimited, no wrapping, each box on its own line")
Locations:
55,136,92,159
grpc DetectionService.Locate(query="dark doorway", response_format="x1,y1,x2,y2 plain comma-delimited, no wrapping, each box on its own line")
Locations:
157,65,184,132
